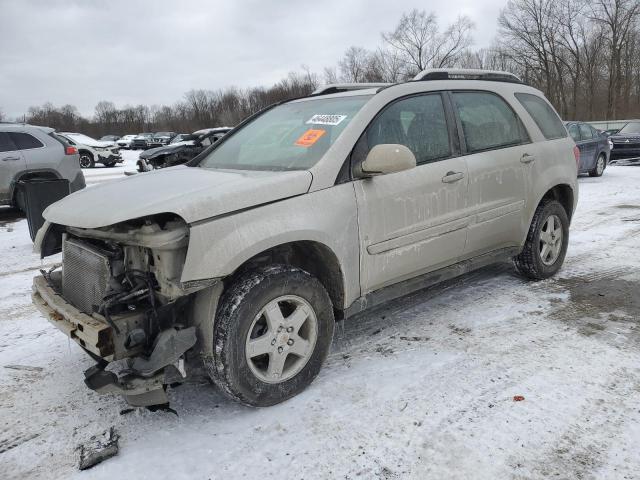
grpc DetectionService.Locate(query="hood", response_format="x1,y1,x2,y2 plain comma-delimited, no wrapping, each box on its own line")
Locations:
610,132,640,140
43,165,313,228
78,139,115,148
140,142,194,159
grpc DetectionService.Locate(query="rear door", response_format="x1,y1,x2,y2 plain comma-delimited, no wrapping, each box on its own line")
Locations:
450,91,531,257
9,131,50,172
354,92,470,294
0,132,26,205
577,123,597,171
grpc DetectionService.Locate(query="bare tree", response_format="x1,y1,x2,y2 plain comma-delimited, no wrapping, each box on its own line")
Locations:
382,10,474,76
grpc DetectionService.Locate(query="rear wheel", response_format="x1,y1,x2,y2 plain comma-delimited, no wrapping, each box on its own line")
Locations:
207,265,334,407
514,200,569,280
589,154,606,177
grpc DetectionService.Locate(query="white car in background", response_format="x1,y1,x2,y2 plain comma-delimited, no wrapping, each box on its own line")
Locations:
59,132,123,168
116,134,137,149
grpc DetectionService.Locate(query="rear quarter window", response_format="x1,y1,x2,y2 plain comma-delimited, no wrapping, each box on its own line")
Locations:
0,132,18,152
515,93,567,140
9,132,44,150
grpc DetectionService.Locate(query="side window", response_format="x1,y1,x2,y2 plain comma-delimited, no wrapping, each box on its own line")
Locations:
0,132,17,153
579,124,593,140
452,91,529,153
515,92,567,140
568,124,581,142
9,132,44,150
363,94,451,165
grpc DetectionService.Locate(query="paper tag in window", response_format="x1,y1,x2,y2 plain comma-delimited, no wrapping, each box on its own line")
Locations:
306,114,347,126
295,129,326,147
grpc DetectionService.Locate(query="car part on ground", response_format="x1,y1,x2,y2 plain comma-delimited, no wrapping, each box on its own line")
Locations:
0,123,84,209
32,68,578,408
137,128,231,172
58,132,123,168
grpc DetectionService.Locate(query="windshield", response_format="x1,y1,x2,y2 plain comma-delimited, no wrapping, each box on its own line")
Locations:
67,133,97,144
618,123,640,134
198,95,371,171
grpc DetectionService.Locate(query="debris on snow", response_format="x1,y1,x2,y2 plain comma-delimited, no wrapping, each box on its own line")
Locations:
513,395,525,402
77,427,120,470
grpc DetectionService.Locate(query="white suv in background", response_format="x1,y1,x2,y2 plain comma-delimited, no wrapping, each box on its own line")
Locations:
59,132,123,168
116,134,137,149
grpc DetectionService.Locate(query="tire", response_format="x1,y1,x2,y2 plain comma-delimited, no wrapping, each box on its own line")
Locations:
207,265,335,407
79,152,94,169
589,154,606,177
513,199,569,280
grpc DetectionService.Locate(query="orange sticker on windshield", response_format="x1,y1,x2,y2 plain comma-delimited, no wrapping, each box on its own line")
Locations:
295,129,326,147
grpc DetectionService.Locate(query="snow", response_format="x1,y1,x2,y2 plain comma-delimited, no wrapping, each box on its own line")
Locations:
2,164,640,479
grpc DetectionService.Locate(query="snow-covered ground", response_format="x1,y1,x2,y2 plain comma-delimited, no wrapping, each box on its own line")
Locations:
1,162,640,479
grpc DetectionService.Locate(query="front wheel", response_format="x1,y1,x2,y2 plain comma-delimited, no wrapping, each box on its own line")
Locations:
514,200,569,280
79,152,94,168
589,154,606,177
207,265,334,407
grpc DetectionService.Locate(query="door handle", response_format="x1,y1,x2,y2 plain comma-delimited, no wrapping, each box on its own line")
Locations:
442,171,465,183
1,156,21,162
520,153,536,164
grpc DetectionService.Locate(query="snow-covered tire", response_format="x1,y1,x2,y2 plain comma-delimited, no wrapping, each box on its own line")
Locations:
514,199,569,280
207,265,334,407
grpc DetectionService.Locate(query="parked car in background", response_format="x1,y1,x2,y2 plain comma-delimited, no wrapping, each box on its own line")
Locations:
608,122,640,161
565,121,610,177
116,134,137,149
0,123,84,209
33,70,578,408
130,133,154,150
59,132,123,168
100,135,121,142
137,127,231,172
147,131,177,149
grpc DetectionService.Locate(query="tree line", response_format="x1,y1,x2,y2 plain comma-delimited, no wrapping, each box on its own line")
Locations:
7,0,640,137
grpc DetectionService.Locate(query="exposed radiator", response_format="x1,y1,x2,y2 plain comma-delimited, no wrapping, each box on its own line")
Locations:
62,237,111,314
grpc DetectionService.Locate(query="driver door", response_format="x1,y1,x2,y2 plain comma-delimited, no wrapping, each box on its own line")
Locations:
353,93,470,294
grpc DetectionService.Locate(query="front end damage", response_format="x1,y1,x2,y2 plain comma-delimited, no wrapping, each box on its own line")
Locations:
32,215,217,407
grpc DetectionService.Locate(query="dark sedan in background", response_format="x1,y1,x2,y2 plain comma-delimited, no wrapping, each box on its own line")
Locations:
566,121,610,177
608,122,640,161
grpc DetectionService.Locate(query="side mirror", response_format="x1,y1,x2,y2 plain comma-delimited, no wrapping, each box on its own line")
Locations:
361,144,417,176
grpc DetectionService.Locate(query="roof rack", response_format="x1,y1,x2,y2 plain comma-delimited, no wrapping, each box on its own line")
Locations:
312,83,392,96
413,68,522,84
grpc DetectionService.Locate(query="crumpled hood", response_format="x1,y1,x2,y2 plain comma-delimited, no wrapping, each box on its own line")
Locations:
140,142,194,159
44,166,313,228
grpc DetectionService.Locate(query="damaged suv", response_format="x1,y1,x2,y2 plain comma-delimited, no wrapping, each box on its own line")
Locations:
33,69,578,408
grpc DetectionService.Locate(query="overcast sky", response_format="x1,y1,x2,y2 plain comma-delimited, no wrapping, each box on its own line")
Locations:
0,0,507,119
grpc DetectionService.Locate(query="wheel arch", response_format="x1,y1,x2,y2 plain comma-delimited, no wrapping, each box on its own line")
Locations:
537,183,575,222
227,240,346,314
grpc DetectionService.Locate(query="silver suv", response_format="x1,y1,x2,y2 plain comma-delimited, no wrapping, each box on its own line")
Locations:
0,124,85,209
32,69,578,408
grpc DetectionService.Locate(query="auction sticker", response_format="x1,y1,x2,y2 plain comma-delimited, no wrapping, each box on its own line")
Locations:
295,129,326,147
306,114,347,126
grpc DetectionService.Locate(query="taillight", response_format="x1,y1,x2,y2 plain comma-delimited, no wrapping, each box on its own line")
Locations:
573,145,580,168
65,146,77,155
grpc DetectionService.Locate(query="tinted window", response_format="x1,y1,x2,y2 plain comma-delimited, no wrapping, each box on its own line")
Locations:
9,132,44,150
0,132,17,152
453,92,528,153
515,93,567,140
579,124,593,140
363,94,451,165
567,124,581,142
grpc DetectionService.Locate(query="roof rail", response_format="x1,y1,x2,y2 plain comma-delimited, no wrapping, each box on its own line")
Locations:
312,83,392,96
413,68,522,84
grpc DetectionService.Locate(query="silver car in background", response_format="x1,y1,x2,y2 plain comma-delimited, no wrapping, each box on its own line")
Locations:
0,123,84,209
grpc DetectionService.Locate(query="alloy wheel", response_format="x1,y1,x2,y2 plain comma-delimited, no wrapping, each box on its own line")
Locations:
539,214,563,266
245,295,318,384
